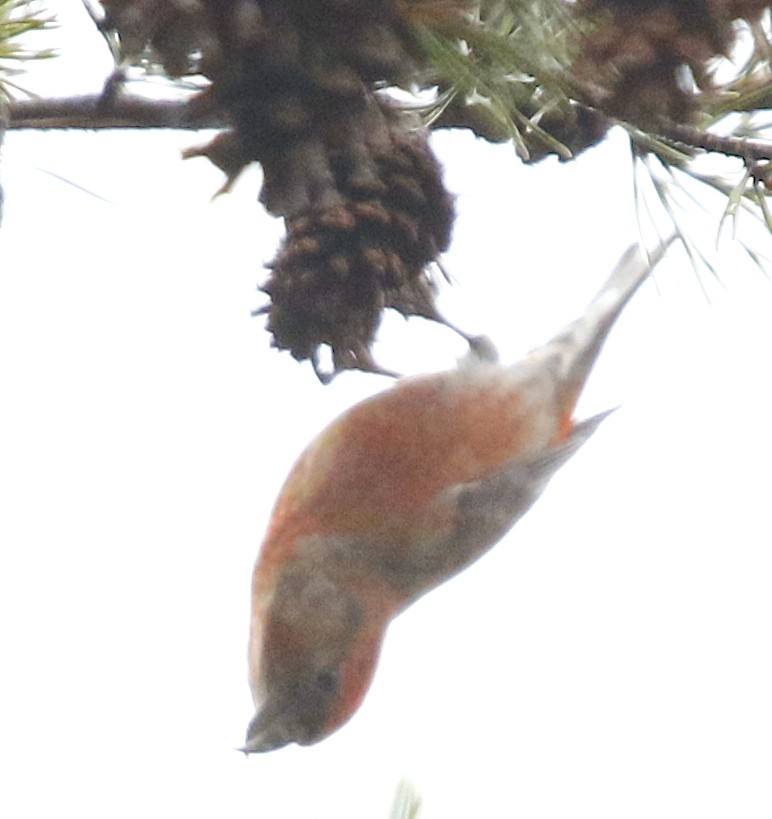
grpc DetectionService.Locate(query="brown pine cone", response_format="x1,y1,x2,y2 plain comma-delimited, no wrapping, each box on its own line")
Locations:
261,117,454,370
572,0,768,125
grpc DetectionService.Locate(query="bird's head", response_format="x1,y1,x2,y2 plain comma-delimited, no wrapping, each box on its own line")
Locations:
243,563,386,753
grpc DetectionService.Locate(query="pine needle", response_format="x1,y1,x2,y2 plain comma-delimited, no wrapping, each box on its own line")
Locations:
0,0,55,101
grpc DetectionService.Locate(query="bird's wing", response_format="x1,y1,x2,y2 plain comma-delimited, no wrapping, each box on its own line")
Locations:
402,409,616,595
450,409,615,544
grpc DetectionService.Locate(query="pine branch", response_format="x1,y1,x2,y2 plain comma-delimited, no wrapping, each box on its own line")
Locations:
6,93,224,130
654,120,772,165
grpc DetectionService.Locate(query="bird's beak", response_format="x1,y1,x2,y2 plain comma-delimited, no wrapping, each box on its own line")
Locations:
239,706,293,754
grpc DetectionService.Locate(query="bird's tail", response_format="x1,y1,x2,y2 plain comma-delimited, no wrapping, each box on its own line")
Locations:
535,237,674,411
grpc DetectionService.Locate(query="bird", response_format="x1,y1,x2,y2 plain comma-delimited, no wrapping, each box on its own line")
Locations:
243,239,672,753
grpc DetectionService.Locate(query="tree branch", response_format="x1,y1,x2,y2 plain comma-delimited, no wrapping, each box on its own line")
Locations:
655,120,772,163
7,94,226,130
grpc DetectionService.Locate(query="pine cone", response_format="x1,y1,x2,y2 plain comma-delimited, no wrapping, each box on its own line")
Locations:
573,0,769,125
190,0,455,374
102,0,458,376
261,116,454,369
196,0,420,216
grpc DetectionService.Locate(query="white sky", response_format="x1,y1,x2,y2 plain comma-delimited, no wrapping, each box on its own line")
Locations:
1,3,771,819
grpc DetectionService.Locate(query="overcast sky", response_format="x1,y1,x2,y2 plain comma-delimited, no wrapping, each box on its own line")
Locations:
1,3,771,819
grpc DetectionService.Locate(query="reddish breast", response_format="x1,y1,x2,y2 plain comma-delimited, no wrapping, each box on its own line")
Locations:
265,362,559,546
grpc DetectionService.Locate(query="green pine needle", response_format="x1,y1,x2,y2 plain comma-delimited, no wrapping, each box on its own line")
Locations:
0,0,55,101
406,0,585,160
404,1,772,238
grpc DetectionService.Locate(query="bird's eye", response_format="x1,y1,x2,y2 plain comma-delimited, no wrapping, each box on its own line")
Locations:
314,669,338,693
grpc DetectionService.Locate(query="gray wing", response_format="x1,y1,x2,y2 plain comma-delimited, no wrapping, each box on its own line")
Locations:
434,409,616,582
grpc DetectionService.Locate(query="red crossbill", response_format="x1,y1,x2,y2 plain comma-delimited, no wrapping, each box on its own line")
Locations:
243,241,671,753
